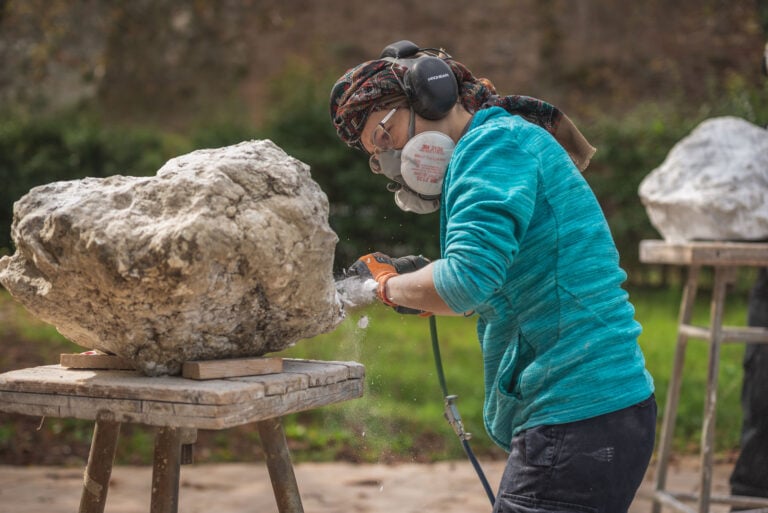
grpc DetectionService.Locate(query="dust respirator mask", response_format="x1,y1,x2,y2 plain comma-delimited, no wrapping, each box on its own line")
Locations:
370,109,455,215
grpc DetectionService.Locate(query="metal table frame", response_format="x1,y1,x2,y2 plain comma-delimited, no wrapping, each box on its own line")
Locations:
640,240,768,513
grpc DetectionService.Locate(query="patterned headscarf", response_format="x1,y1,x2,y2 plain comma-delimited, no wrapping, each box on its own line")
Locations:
330,56,596,170
329,60,410,152
331,59,560,149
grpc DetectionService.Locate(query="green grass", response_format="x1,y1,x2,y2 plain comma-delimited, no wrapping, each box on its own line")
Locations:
632,285,747,454
280,307,488,462
280,284,749,462
0,284,751,464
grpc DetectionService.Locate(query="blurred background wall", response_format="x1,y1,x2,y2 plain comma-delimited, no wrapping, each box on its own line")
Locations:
2,0,766,123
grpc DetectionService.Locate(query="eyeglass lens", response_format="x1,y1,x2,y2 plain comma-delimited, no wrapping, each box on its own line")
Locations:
368,108,398,174
371,125,393,151
370,108,397,151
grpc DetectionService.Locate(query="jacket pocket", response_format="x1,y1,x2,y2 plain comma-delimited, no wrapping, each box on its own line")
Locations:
497,330,534,399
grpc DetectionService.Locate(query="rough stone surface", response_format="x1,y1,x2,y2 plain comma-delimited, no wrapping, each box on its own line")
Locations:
0,140,344,375
638,116,768,243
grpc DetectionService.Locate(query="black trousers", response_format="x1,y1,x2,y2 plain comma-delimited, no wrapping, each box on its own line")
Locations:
492,395,657,513
730,267,768,498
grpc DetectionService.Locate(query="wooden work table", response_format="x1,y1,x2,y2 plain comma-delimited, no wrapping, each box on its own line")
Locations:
0,358,365,513
640,239,768,513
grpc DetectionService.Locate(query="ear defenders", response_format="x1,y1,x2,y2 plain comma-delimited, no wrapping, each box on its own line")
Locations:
379,40,459,120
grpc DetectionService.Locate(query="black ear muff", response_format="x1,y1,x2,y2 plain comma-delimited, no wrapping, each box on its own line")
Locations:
379,40,460,120
403,56,459,120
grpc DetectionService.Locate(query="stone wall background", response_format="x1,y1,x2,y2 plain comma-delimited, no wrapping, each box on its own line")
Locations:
1,1,766,125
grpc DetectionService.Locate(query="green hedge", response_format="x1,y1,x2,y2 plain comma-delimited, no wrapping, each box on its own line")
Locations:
585,76,768,280
0,110,191,256
1,70,766,279
585,109,699,280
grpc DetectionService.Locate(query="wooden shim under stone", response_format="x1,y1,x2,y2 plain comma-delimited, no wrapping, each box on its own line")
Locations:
182,357,284,380
60,353,134,370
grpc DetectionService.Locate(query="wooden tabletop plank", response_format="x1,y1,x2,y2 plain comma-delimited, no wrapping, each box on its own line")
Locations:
639,240,768,266
227,360,363,395
287,359,366,379
281,360,352,387
0,366,264,405
235,371,309,396
0,360,365,407
0,378,364,430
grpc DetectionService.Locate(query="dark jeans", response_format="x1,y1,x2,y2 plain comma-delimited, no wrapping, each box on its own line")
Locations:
730,268,768,499
493,395,657,513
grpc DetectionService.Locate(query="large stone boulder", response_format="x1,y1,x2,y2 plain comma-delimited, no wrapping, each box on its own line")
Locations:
0,140,344,375
638,116,768,243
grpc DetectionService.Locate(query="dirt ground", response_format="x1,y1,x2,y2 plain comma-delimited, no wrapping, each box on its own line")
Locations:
0,455,736,513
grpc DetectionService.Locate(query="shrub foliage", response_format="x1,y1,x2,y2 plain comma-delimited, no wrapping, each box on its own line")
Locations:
1,66,766,280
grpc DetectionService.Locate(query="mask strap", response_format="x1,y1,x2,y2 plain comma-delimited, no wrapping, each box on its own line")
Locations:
387,181,441,201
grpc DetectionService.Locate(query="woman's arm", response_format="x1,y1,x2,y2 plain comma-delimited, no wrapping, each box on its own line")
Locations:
383,263,463,316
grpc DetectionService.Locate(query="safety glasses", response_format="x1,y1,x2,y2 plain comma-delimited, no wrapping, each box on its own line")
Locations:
368,108,398,174
368,108,416,175
370,108,398,152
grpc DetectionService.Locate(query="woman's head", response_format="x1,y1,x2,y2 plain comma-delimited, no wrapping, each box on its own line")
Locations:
329,51,499,151
329,42,595,171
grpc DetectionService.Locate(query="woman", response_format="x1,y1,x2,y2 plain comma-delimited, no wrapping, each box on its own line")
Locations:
330,41,656,513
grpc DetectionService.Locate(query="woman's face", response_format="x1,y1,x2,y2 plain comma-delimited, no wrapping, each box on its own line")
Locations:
360,106,411,155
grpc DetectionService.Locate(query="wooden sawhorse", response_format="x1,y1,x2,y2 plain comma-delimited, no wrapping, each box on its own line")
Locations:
0,358,364,513
640,240,768,513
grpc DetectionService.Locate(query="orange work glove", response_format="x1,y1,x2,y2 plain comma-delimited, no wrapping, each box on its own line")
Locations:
347,252,431,315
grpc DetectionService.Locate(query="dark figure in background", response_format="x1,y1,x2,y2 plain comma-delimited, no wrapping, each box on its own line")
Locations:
730,269,768,501
728,41,768,506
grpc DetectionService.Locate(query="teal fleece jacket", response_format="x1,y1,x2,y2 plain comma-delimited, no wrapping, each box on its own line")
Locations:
432,107,654,451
